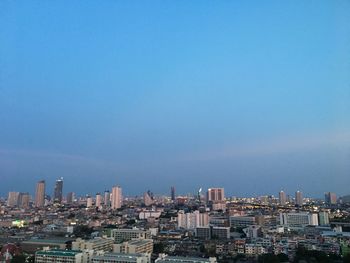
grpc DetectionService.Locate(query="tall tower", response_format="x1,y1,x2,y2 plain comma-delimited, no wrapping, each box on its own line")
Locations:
295,191,303,206
171,186,176,201
66,192,74,204
325,192,337,205
35,180,46,207
7,192,20,207
18,192,30,208
207,188,225,203
54,177,63,203
143,191,154,206
104,190,110,207
96,193,102,208
86,195,93,208
111,186,122,209
279,190,287,205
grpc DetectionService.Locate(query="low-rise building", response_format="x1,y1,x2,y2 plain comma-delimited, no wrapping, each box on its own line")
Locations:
92,253,150,263
35,249,88,263
155,254,217,263
113,239,153,254
72,237,113,252
111,228,151,243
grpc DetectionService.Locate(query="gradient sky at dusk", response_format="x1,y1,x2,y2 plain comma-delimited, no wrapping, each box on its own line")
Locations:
1,1,350,198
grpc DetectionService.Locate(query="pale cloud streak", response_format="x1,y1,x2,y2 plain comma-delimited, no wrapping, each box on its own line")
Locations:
184,130,350,161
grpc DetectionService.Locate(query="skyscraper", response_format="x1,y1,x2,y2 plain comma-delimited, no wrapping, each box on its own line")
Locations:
35,180,46,207
7,192,20,207
18,192,30,209
111,186,122,209
295,191,303,206
279,191,287,205
144,191,154,206
207,188,225,203
171,186,176,201
325,192,337,205
104,190,110,207
96,193,102,208
54,177,63,203
86,195,93,208
66,192,74,204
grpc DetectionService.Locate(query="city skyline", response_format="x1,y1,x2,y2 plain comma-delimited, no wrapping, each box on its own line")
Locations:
1,1,350,197
0,177,343,200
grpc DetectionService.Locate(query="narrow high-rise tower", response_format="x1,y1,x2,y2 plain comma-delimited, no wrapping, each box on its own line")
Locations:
295,190,303,206
96,193,102,208
279,190,287,205
111,186,122,209
104,190,110,207
171,186,176,201
325,192,337,205
35,180,46,207
54,177,63,203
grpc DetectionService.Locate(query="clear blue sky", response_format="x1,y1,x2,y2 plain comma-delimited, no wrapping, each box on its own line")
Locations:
0,1,349,198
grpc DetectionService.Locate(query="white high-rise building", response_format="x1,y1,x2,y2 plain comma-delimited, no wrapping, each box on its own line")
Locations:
207,188,225,203
295,191,303,206
279,191,287,205
87,196,93,208
7,192,20,207
111,186,122,209
177,210,209,230
96,193,102,208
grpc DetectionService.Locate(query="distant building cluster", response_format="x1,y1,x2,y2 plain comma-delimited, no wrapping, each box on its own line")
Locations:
0,183,349,263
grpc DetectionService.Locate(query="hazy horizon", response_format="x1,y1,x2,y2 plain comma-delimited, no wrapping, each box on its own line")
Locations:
1,1,349,198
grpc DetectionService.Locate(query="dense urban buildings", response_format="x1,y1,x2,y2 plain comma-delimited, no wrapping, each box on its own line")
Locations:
1,181,349,263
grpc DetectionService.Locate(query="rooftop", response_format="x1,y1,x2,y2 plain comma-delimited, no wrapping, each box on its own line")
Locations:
36,249,82,257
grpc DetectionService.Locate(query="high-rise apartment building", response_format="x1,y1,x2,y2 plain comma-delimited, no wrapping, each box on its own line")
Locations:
35,180,46,207
104,190,110,207
279,191,287,205
143,191,154,206
111,186,122,209
177,210,209,230
207,188,225,203
54,178,63,203
87,196,93,208
66,192,74,204
325,192,337,205
96,193,102,208
7,192,20,207
295,191,303,206
18,192,30,208
171,186,176,201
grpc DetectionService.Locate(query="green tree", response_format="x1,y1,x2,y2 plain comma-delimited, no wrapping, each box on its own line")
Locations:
258,253,280,263
11,255,26,263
